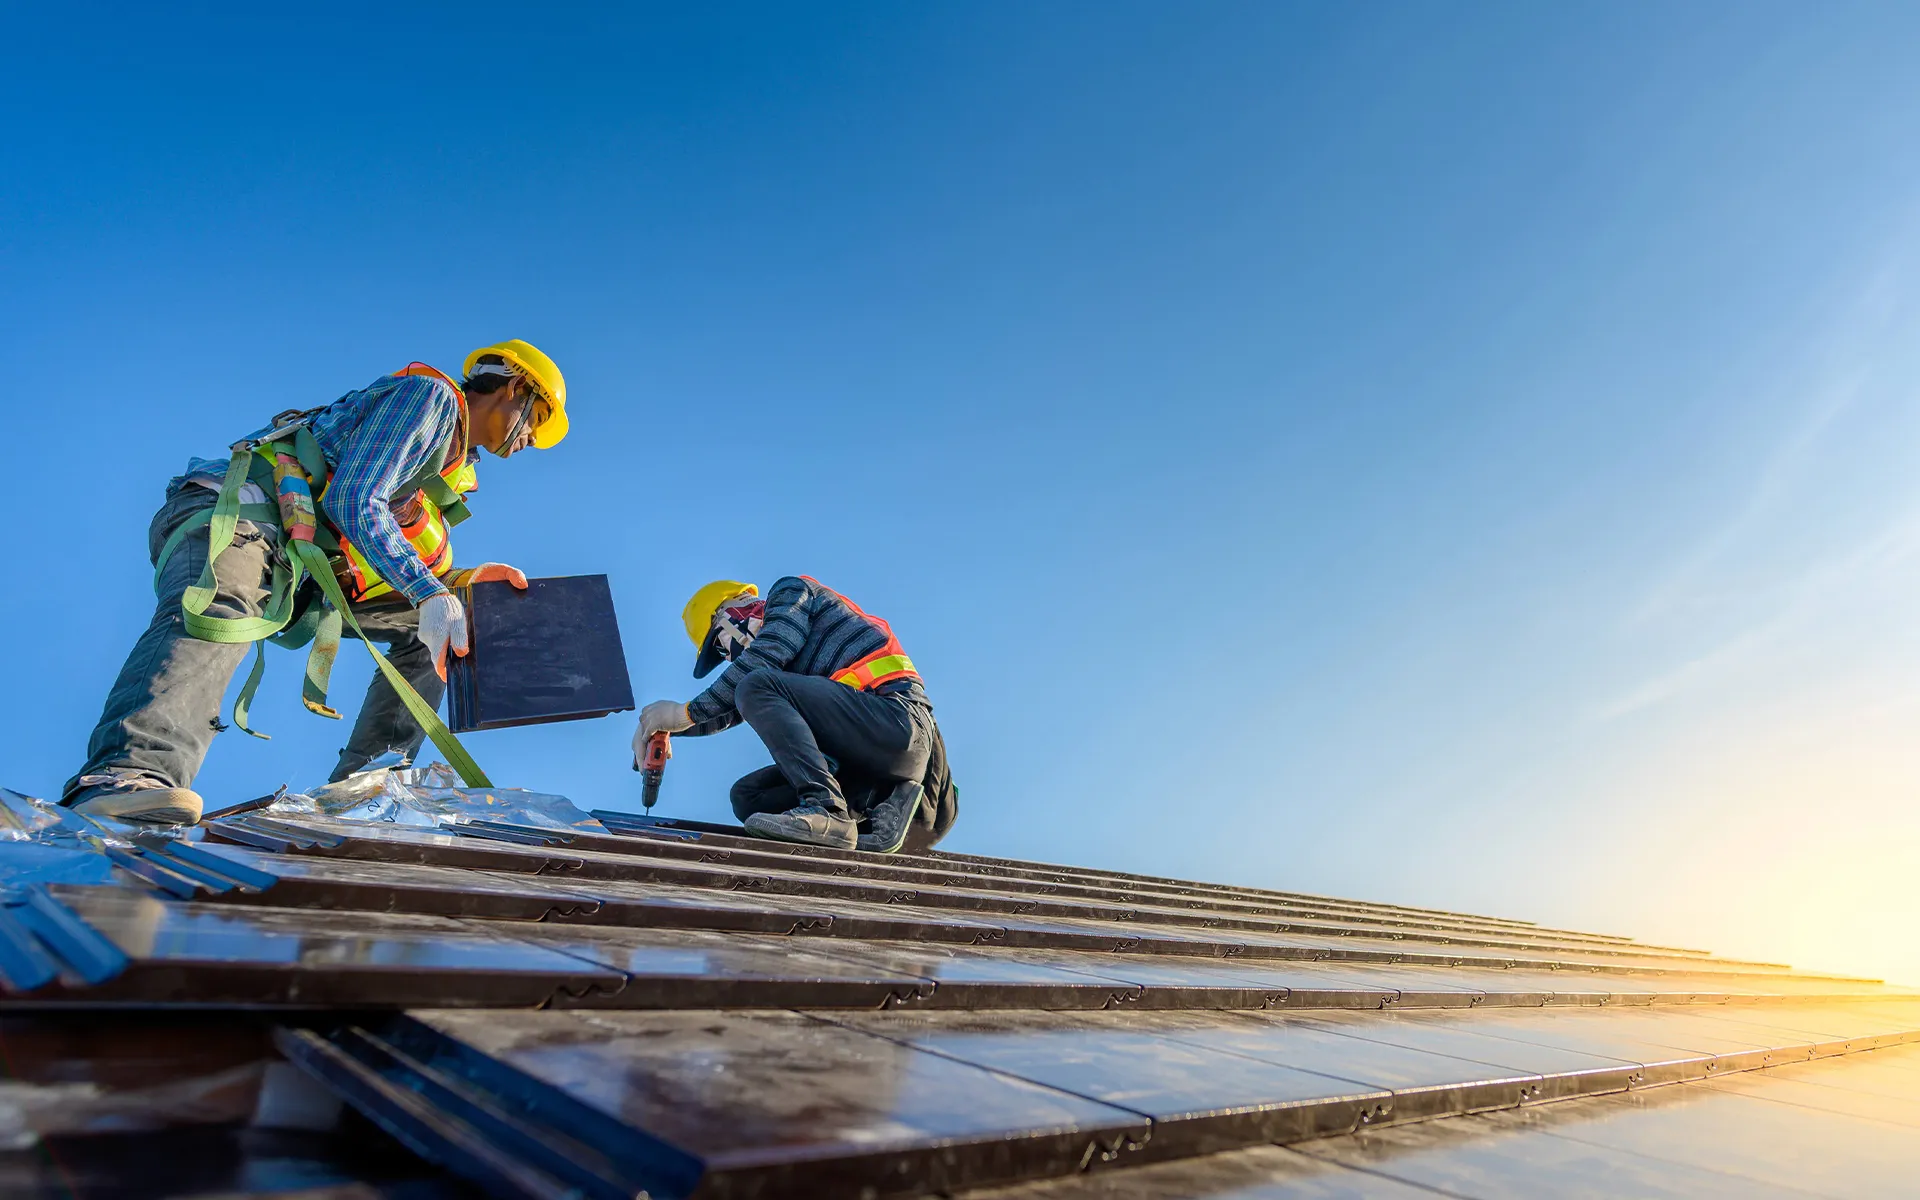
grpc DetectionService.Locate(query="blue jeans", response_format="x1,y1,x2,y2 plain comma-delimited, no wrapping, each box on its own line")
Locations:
63,482,443,803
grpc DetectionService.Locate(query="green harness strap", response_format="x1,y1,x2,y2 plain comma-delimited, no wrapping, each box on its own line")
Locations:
152,500,290,725
158,451,299,741
155,443,492,786
300,607,344,720
287,538,491,788
418,476,471,528
171,451,299,646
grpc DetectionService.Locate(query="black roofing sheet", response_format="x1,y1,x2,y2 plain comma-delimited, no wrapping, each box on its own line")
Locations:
4,805,1918,1197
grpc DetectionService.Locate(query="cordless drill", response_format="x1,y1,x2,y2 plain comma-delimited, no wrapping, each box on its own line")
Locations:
639,731,672,812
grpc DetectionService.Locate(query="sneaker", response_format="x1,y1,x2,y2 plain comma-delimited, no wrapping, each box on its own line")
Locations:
857,781,923,854
743,803,857,850
70,787,204,826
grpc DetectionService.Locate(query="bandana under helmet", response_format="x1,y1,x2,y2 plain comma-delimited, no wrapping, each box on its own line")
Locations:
693,595,765,677
715,599,765,659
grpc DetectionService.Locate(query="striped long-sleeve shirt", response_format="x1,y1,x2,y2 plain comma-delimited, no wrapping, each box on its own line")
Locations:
187,373,465,605
684,576,930,729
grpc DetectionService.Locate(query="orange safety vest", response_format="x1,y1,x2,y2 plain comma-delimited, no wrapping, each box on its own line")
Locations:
323,363,480,603
802,576,922,690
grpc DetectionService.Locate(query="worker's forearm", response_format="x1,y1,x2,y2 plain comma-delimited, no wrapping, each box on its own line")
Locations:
679,710,741,736
686,687,729,725
325,488,447,604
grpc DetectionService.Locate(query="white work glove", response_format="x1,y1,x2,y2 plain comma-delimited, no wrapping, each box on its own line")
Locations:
634,700,694,754
418,592,468,681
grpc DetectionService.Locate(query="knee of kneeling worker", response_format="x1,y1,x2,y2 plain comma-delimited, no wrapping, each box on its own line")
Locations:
733,670,789,712
730,775,781,820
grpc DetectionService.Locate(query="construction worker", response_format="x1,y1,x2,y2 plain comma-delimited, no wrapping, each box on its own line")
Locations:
62,341,570,825
635,577,957,852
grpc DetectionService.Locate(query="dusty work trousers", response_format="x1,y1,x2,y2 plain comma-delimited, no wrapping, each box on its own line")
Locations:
62,481,443,804
727,669,933,821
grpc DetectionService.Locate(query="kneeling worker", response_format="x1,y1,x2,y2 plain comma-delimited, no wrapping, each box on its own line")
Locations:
635,576,957,852
63,340,570,825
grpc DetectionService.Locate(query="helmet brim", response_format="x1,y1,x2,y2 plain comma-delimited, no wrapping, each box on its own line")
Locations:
693,625,728,679
531,404,568,448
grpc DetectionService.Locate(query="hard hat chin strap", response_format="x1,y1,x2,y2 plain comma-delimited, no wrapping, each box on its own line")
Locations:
500,391,537,449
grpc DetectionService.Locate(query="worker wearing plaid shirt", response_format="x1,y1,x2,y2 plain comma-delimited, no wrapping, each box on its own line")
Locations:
62,346,564,824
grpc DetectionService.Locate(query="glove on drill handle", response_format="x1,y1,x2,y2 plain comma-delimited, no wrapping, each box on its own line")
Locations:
642,730,672,772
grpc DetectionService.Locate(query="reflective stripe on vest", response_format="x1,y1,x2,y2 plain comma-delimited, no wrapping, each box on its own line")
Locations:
333,490,456,602
798,575,923,692
321,363,478,603
831,649,919,691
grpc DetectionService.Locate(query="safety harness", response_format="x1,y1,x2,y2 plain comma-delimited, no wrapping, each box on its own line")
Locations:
153,365,491,786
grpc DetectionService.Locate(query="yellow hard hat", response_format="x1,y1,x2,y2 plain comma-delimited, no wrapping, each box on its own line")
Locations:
464,339,569,448
683,580,757,678
682,580,758,646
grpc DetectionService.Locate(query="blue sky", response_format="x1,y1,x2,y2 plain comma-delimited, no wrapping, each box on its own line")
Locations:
6,4,1920,982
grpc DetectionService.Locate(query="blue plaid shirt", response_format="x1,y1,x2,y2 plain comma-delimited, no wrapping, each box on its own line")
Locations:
187,373,464,605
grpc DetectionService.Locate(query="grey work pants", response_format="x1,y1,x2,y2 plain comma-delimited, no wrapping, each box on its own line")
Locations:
727,669,933,820
63,481,443,803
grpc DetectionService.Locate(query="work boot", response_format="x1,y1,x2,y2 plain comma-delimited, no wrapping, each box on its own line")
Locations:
69,787,204,826
857,781,924,855
743,803,857,850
